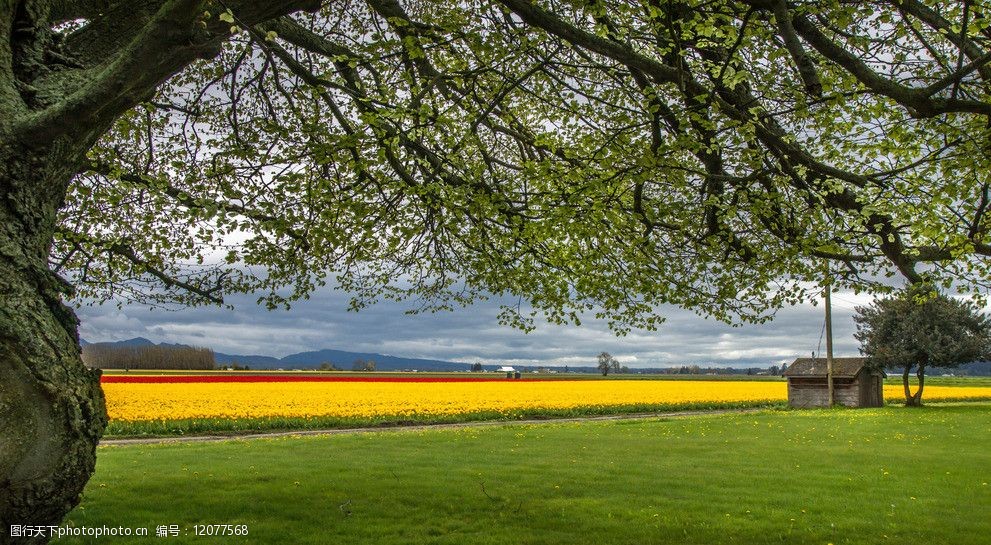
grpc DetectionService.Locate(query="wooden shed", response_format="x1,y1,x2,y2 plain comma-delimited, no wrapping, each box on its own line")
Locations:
783,358,883,408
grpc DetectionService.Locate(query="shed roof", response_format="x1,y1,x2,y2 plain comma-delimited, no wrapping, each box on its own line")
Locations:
783,358,869,378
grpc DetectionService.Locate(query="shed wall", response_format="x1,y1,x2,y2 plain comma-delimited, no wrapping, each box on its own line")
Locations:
787,374,876,408
858,375,884,407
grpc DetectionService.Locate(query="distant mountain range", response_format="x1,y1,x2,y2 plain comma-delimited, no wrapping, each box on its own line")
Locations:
83,337,474,371
216,347,475,371
80,337,991,375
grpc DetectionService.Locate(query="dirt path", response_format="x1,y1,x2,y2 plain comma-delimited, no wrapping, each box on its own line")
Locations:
99,407,771,447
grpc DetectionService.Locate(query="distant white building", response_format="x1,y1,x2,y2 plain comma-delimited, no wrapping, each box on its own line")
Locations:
496,366,515,373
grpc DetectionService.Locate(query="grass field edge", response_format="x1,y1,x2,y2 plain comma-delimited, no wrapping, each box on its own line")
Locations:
102,396,991,439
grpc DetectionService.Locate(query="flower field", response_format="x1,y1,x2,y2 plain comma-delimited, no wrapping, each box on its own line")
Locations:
102,377,786,422
100,375,991,434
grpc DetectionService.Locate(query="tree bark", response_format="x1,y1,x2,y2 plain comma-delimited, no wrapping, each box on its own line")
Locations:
0,4,326,540
902,364,927,407
0,2,328,542
902,365,913,405
0,144,107,545
912,365,926,406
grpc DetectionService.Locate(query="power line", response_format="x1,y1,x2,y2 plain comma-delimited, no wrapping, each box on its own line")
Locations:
813,316,825,359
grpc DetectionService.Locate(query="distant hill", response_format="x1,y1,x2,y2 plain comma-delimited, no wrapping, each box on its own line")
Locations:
212,353,282,367
84,337,472,371
86,337,196,350
282,349,471,371
85,337,155,348
82,338,215,370
218,348,471,371
952,361,991,376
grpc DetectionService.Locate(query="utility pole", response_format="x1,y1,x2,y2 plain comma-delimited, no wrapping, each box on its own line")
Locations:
824,282,834,407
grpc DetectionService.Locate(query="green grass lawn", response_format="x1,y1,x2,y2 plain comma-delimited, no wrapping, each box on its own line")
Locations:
61,405,991,544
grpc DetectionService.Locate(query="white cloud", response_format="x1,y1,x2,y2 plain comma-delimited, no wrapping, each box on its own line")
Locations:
78,311,148,340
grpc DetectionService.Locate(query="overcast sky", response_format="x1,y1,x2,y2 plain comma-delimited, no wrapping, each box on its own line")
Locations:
76,284,883,368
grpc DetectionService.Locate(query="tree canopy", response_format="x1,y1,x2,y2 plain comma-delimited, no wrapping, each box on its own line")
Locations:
854,285,991,405
54,1,991,333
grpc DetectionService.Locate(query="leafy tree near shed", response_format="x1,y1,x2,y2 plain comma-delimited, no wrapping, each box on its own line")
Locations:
854,286,991,406
6,0,991,539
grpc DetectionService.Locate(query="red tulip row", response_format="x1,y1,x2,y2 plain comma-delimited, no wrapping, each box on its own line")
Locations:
100,374,532,384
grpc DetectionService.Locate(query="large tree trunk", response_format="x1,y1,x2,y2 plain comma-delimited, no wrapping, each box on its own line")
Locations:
0,3,322,542
0,144,107,545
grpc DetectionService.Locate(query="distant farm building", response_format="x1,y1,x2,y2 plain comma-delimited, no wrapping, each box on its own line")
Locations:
783,358,883,408
496,366,520,379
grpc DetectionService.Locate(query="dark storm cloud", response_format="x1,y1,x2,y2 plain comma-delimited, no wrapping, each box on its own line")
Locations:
76,285,870,368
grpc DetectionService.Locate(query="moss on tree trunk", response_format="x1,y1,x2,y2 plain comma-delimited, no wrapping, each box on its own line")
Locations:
0,148,107,545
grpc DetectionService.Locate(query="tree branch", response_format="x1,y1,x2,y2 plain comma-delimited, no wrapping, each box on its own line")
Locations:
893,0,991,83
923,49,991,98
61,228,226,304
85,160,311,247
14,0,210,143
790,13,991,117
771,0,822,98
14,0,323,144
